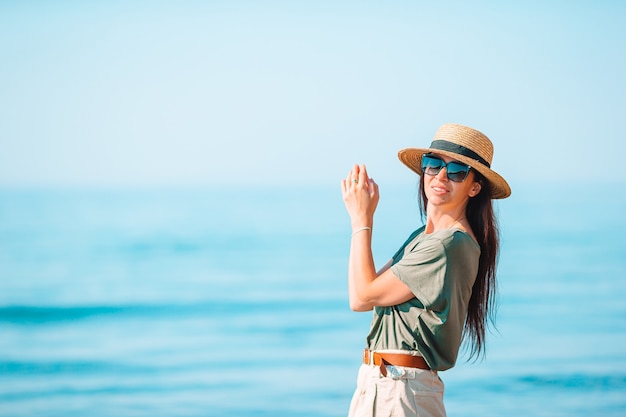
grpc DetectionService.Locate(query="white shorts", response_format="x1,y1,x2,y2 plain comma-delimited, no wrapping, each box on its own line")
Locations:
348,363,446,417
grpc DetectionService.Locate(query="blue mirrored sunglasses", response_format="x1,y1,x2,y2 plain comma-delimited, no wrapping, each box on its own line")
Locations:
421,154,472,182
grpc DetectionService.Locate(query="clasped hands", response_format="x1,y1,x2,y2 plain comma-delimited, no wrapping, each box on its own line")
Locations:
341,164,380,231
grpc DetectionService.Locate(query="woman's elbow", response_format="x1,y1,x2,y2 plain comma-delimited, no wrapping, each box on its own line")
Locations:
349,297,373,312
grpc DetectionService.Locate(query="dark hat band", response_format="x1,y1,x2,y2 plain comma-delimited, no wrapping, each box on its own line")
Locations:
430,140,491,168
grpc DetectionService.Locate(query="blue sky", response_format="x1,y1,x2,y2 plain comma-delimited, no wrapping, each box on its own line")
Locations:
1,1,624,188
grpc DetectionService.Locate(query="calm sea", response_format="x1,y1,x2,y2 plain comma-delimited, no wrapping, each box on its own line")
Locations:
1,184,625,417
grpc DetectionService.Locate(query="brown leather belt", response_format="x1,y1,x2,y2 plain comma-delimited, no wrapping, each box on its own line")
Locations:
363,348,430,373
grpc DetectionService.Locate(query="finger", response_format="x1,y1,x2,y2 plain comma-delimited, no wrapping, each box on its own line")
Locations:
369,178,378,197
345,171,353,187
358,164,368,185
352,165,360,184
347,165,359,185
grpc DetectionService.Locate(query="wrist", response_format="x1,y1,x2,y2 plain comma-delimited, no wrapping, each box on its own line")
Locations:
351,226,372,236
351,218,373,230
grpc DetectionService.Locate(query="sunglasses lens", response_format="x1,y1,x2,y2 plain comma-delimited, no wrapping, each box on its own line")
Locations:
421,155,444,175
446,162,471,182
421,155,470,182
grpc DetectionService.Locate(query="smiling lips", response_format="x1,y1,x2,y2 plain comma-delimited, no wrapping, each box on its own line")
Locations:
431,184,449,194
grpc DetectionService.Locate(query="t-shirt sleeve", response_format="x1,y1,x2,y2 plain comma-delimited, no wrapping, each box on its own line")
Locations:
390,237,448,310
390,228,423,260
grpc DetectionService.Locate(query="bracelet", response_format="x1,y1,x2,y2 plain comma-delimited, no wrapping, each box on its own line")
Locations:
352,226,372,236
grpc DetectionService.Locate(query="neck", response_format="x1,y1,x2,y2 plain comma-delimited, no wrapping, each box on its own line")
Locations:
425,204,467,234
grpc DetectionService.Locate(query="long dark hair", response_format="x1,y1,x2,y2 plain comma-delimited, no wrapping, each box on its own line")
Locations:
418,171,499,359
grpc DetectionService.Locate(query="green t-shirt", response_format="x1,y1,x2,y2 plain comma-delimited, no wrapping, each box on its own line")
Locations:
365,226,480,371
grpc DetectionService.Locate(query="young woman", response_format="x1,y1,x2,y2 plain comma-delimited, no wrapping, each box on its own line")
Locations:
341,123,511,417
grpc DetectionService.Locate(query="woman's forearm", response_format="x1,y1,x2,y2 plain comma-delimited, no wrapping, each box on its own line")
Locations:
348,228,377,311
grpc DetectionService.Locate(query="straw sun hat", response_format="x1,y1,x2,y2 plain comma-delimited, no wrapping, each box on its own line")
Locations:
398,123,511,199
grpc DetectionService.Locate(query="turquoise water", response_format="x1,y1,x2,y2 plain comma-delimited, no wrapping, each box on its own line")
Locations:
1,184,625,416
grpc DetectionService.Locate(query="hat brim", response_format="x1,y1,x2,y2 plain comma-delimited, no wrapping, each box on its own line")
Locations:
398,148,511,199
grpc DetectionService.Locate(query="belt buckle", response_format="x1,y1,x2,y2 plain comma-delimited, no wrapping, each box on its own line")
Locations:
385,364,405,380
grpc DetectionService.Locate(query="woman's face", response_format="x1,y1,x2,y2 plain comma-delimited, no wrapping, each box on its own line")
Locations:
423,153,482,211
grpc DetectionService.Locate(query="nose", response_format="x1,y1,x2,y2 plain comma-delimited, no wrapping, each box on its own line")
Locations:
435,167,449,182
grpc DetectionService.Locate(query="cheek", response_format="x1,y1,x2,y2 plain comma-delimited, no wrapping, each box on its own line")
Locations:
422,177,437,194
